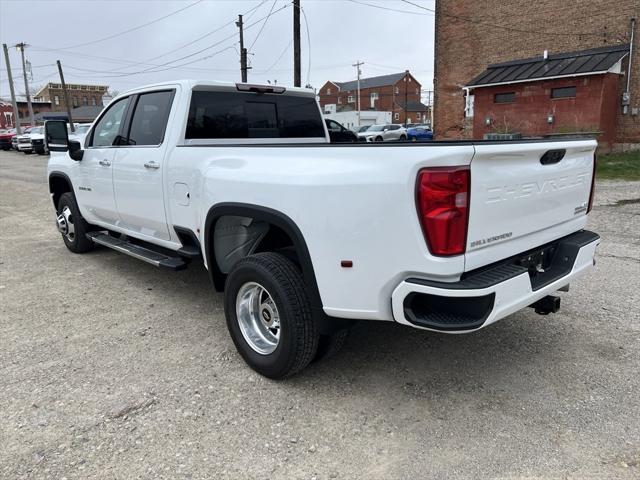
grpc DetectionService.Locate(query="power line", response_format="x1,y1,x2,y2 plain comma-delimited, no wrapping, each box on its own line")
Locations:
260,39,292,74
78,3,290,78
138,1,268,66
58,0,205,50
346,0,432,16
248,0,277,51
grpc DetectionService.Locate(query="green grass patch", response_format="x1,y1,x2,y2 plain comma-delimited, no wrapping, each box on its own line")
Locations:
596,150,640,181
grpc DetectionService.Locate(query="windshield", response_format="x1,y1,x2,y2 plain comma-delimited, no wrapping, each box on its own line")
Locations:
367,125,385,132
357,126,370,132
30,127,43,134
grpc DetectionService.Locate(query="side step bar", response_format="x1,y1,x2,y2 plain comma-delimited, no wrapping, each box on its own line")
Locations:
86,232,187,270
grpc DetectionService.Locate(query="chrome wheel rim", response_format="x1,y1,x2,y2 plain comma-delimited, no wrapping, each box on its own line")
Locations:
236,282,280,355
56,205,75,242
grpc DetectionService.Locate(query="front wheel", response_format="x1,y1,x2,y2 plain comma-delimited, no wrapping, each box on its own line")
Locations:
56,192,94,253
224,252,319,378
375,136,383,142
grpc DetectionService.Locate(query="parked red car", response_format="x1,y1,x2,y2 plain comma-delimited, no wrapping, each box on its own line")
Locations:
0,129,15,150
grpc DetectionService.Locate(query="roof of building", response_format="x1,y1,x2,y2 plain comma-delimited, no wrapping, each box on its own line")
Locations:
398,100,429,111
466,43,630,88
34,82,109,98
0,96,51,105
71,105,105,120
335,72,408,91
34,111,68,122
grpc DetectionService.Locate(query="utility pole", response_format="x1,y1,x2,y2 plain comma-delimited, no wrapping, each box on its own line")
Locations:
2,43,21,134
236,15,250,82
15,42,35,126
57,60,75,132
352,61,364,127
293,0,301,87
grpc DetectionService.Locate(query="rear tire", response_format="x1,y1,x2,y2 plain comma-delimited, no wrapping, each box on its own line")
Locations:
399,134,407,141
224,252,319,378
57,192,94,253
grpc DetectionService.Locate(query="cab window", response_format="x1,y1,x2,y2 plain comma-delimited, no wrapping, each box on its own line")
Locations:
90,98,129,147
127,91,174,146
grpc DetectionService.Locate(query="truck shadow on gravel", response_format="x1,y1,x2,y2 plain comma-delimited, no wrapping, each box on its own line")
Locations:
87,248,579,395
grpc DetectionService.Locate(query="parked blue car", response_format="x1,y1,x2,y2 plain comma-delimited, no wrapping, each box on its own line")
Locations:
406,126,433,142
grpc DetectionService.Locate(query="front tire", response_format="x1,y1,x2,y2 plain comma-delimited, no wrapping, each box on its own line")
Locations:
375,136,383,142
57,192,94,253
224,252,319,378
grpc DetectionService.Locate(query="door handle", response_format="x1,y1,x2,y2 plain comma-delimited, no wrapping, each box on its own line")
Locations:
144,161,160,170
99,159,111,167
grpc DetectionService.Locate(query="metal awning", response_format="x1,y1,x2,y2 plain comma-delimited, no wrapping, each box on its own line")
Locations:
466,43,630,89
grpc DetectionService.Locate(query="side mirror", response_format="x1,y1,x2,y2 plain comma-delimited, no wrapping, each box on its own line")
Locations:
69,140,84,161
45,120,69,152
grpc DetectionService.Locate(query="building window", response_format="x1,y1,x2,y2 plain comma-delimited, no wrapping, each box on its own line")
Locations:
494,92,515,104
82,97,88,106
347,95,355,103
91,97,97,106
326,87,331,95
394,86,399,94
72,97,78,107
416,112,421,120
337,97,342,104
54,95,60,106
394,112,399,120
551,86,576,99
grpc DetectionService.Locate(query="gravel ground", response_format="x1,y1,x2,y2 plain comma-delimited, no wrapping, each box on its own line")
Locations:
1,150,639,480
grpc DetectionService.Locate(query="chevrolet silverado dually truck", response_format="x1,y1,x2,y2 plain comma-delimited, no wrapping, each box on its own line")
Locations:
45,80,600,378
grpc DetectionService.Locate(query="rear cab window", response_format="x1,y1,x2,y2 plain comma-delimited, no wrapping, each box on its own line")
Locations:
127,90,175,146
185,89,327,143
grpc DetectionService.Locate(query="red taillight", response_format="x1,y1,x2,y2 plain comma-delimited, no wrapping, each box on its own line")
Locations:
416,166,470,256
587,153,597,213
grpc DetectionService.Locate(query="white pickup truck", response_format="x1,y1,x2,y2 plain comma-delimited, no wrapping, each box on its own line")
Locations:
45,80,599,378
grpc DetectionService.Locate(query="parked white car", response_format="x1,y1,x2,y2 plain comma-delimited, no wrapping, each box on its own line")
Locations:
45,79,599,378
17,126,44,153
68,123,92,145
357,124,407,142
30,126,48,155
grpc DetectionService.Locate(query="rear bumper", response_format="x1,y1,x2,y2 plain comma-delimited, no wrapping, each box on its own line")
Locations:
391,230,600,333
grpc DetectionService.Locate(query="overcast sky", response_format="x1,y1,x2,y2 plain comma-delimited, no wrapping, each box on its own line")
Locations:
0,0,435,99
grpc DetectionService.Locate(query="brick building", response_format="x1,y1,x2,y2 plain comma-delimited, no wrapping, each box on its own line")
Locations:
319,71,430,125
433,0,639,150
34,82,109,112
0,96,52,127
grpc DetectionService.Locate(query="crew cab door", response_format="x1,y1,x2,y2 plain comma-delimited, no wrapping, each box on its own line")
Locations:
76,96,130,226
112,90,175,241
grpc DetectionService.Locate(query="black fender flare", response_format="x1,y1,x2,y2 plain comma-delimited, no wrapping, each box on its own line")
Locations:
204,203,324,314
48,171,74,208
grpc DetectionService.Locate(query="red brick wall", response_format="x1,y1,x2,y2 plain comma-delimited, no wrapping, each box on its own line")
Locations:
434,0,639,148
473,74,620,149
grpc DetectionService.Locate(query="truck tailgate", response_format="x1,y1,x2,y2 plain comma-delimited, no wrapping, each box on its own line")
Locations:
465,140,596,271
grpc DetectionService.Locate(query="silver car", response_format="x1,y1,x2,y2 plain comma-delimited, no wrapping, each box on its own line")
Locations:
356,124,407,142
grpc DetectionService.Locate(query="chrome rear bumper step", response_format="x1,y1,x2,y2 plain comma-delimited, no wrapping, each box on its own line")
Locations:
86,232,187,270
